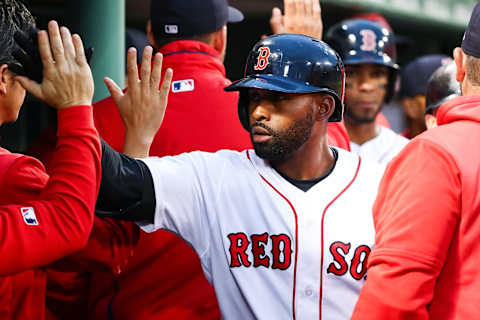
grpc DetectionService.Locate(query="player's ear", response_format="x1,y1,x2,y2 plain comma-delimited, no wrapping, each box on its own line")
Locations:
453,47,467,83
425,113,437,129
212,25,227,57
146,20,158,49
0,64,9,95
314,94,335,121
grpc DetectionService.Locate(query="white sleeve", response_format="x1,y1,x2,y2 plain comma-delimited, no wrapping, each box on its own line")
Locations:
136,151,218,257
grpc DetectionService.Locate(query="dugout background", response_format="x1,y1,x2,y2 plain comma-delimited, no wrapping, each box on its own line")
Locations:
0,0,475,152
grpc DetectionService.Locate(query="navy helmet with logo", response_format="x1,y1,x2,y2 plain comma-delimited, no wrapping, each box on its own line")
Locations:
325,19,399,102
224,33,345,130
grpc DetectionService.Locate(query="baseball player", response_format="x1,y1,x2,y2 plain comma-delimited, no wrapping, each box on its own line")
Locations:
352,3,480,319
325,19,409,165
399,55,452,138
97,34,383,319
267,0,351,151
0,11,101,319
424,60,461,129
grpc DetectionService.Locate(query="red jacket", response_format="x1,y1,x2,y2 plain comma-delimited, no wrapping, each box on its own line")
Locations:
0,106,101,319
352,95,480,319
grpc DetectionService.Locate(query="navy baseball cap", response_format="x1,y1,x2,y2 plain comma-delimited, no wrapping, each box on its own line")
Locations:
150,0,244,38
399,54,452,98
462,1,480,58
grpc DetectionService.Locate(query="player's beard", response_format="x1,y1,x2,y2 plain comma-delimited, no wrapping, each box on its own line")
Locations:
251,109,314,162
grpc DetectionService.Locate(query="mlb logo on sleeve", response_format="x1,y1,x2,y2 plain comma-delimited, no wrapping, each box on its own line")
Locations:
172,79,195,93
20,207,39,226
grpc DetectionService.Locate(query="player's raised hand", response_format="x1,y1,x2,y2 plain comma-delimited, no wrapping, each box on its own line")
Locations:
14,21,94,109
104,46,173,158
269,0,323,40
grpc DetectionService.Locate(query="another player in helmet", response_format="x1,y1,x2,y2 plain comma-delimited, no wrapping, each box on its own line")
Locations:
399,54,452,138
424,60,461,129
96,34,383,319
325,19,409,165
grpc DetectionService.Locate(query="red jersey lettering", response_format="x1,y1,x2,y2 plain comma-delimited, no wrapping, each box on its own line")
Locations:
270,234,292,270
350,245,371,280
327,241,351,276
251,233,270,268
228,233,251,267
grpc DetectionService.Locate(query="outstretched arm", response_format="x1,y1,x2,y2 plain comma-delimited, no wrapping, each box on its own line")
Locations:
95,46,172,221
0,21,100,275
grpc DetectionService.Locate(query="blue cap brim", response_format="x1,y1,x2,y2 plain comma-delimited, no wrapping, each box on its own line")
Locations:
228,7,244,23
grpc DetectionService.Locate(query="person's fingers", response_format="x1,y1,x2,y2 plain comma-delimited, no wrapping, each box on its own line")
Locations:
14,75,42,98
295,0,304,28
305,0,313,23
104,77,124,105
126,47,139,93
47,21,66,65
150,53,163,90
313,0,321,21
285,0,295,19
159,68,173,106
140,46,153,91
72,34,87,65
314,0,323,39
37,30,54,66
60,26,75,60
270,7,283,34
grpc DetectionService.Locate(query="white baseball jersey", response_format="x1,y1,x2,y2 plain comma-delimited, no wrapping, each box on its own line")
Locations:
350,126,409,166
138,148,383,319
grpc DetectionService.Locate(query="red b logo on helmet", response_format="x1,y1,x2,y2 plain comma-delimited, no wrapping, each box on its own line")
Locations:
254,47,271,71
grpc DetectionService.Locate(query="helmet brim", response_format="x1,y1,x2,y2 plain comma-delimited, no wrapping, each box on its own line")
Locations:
225,74,329,93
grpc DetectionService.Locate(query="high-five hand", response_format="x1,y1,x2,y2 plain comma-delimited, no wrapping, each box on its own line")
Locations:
104,46,173,158
270,0,323,40
14,21,94,109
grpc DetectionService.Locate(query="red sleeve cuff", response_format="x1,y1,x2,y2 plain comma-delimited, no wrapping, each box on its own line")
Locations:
57,105,94,137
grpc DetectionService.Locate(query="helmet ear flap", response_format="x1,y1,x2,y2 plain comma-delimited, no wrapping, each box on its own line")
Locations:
238,90,250,131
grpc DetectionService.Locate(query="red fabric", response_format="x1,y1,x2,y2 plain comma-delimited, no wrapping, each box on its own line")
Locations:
327,121,350,151
375,112,391,128
352,95,480,319
0,106,101,319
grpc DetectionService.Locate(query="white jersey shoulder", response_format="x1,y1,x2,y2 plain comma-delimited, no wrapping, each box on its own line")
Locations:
139,148,382,320
350,126,409,166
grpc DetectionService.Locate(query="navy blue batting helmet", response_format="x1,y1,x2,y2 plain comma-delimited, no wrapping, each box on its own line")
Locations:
325,19,399,102
224,34,345,130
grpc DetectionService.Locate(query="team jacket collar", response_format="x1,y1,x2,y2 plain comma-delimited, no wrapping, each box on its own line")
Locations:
158,40,226,76
437,94,480,126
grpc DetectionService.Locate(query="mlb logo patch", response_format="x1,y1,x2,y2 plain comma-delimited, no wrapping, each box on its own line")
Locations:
20,207,39,226
172,79,195,93
165,25,178,34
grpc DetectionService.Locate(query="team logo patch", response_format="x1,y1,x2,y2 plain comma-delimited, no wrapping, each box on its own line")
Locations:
20,207,38,226
254,47,271,71
359,29,377,52
172,79,195,93
164,25,178,34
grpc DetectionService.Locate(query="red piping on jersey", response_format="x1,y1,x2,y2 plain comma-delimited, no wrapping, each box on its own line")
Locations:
246,150,299,320
319,156,361,319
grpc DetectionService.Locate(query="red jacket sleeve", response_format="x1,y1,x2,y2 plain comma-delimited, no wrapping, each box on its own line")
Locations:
352,138,461,319
0,106,101,276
